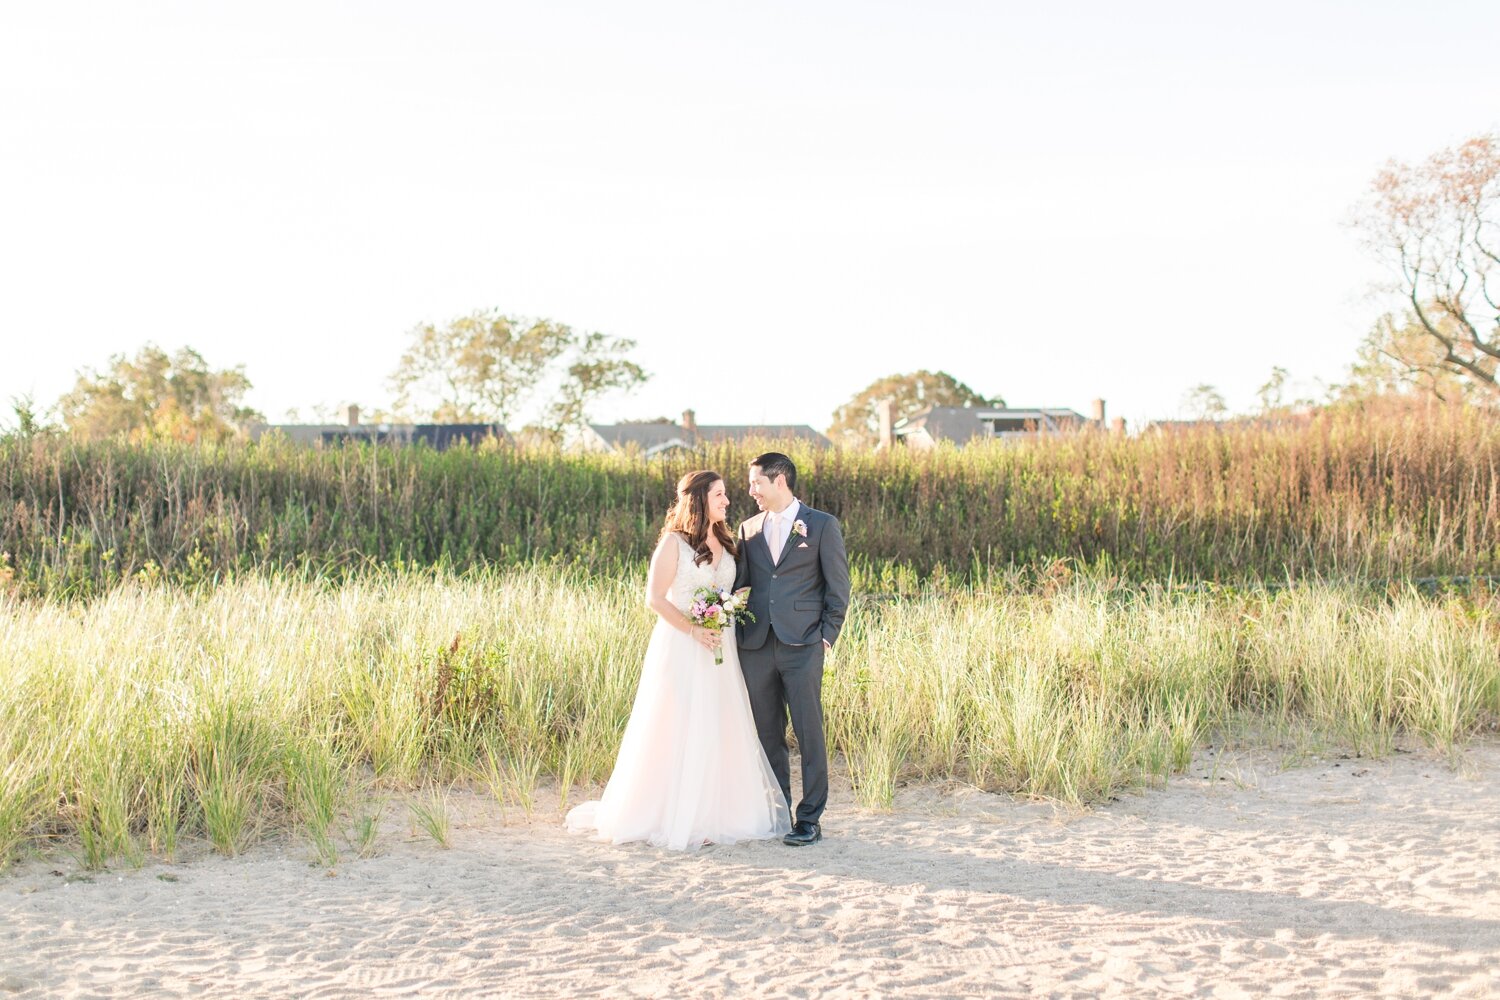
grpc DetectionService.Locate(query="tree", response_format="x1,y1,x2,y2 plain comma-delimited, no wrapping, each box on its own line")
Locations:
389,311,574,426
1181,383,1227,421
57,345,260,442
388,310,647,431
1253,365,1329,417
1335,311,1481,402
542,332,650,440
829,370,1003,447
1355,131,1500,399
1255,367,1290,413
3,396,48,438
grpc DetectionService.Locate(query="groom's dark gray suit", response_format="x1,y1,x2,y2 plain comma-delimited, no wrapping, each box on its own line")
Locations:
734,502,850,827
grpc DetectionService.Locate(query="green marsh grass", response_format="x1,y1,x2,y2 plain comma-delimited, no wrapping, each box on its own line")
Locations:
0,752,44,868
286,739,344,866
6,398,1500,598
0,566,1496,865
506,754,542,817
348,801,384,859
408,786,452,848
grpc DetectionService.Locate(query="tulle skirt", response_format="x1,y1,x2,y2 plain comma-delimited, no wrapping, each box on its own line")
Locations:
565,621,791,851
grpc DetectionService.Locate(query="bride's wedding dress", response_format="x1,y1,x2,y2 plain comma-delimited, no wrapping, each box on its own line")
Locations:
566,535,791,851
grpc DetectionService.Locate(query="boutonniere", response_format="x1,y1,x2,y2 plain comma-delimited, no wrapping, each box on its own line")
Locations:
791,519,808,539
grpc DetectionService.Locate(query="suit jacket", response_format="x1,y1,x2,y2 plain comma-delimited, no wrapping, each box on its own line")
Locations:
734,504,850,650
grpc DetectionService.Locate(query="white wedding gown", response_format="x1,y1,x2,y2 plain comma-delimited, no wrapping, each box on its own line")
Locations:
566,535,791,851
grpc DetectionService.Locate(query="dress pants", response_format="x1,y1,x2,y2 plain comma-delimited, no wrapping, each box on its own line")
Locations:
738,633,827,826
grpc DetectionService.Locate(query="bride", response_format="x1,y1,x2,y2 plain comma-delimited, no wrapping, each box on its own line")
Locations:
566,470,792,851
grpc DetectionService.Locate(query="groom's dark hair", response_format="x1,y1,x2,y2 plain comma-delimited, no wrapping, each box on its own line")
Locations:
751,452,797,492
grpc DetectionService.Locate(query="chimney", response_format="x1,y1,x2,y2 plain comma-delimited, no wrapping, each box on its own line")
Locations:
346,404,360,427
681,409,697,437
876,399,894,450
1111,416,1126,436
1090,398,1106,425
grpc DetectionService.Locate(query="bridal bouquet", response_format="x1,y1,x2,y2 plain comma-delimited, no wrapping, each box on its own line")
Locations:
689,585,755,664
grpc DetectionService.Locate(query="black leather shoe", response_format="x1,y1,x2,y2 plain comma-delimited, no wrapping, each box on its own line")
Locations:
783,821,821,846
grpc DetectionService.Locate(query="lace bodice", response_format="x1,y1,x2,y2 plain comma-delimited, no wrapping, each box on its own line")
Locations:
668,534,736,613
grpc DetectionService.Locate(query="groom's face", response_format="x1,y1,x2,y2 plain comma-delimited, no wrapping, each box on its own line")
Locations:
747,466,790,511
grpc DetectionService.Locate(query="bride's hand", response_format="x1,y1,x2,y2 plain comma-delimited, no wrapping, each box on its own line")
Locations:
690,625,721,651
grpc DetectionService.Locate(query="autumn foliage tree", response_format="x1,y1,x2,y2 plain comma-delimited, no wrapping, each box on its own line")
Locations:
829,370,1002,446
543,332,649,441
1355,131,1500,400
388,310,648,433
389,312,574,426
1339,312,1483,402
57,345,261,442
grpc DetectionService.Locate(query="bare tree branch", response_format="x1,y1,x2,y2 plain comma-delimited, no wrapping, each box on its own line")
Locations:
1356,132,1500,400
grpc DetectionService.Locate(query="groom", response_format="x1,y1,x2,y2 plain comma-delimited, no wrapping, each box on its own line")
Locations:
735,452,850,846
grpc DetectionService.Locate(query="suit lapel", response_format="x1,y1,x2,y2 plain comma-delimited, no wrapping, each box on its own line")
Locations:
745,512,774,568
769,502,806,567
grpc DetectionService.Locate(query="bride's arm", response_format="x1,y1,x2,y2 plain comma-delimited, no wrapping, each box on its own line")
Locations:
645,535,720,651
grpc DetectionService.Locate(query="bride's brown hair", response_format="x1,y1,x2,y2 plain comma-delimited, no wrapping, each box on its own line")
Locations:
661,470,738,566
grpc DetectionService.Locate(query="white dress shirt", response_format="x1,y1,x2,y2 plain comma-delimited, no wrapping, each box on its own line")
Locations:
766,498,801,562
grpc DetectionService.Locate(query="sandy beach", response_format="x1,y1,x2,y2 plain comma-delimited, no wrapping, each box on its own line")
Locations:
2,742,1497,999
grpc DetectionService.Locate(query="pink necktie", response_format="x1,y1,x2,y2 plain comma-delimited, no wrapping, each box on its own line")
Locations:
769,512,783,562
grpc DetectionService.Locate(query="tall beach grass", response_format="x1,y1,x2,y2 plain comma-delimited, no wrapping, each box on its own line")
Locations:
4,399,1499,597
1,567,1496,868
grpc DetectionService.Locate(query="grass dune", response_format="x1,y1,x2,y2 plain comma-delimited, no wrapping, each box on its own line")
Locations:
2,568,1497,869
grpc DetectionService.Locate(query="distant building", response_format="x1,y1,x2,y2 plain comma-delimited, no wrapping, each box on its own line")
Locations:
891,399,1117,449
577,410,831,457
249,405,508,449
1139,418,1226,435
1142,407,1320,435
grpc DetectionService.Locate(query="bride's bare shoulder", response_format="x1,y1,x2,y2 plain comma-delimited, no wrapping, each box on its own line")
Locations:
656,531,693,553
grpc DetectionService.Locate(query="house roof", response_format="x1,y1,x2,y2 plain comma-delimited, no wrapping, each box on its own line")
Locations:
589,422,831,451
893,407,991,443
1143,410,1317,434
588,423,685,450
694,425,831,445
250,422,508,447
1141,419,1227,433
894,406,1090,443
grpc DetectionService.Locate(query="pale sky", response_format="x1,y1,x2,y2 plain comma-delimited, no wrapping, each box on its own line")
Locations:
2,1,1497,433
